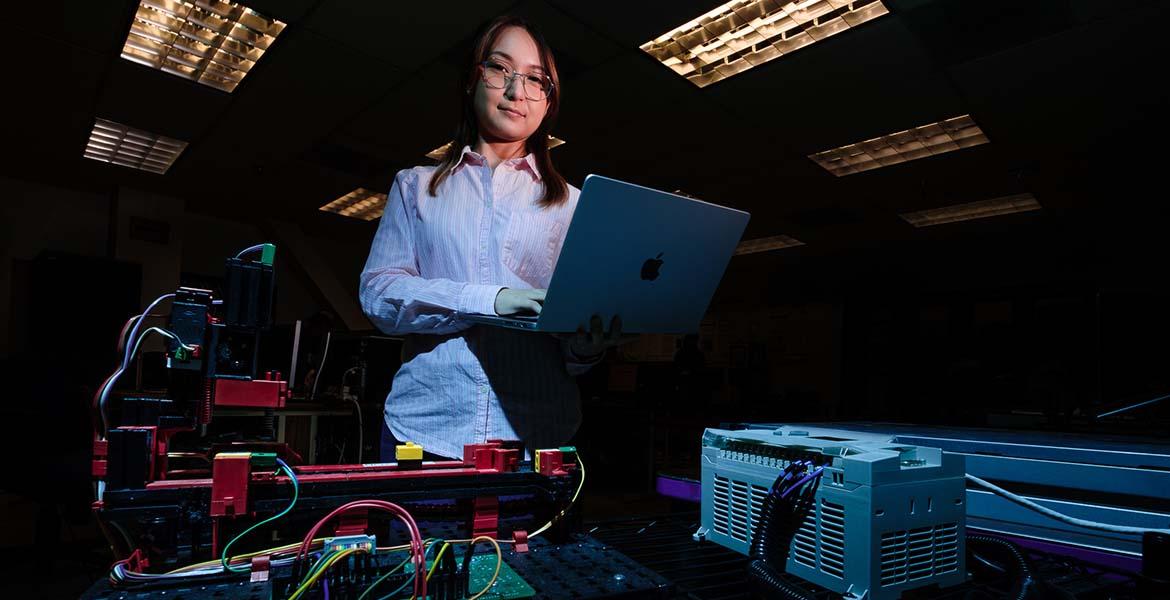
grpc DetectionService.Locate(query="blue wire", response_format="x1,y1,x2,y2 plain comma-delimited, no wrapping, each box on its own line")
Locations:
780,467,824,499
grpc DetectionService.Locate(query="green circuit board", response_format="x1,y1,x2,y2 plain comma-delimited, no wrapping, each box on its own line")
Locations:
466,553,535,600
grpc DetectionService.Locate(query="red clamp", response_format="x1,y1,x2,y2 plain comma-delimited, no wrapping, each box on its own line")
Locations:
513,530,529,553
250,555,271,582
119,548,150,572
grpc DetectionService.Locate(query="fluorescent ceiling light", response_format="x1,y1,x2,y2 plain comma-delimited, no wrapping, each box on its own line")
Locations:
121,0,286,92
809,114,989,176
735,234,805,255
900,193,1041,227
319,188,388,221
83,118,188,174
641,0,890,88
425,136,567,161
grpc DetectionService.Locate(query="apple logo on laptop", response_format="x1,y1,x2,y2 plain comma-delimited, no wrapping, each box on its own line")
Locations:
641,253,664,281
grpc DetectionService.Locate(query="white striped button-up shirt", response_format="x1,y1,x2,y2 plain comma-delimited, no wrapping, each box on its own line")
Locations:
359,147,593,459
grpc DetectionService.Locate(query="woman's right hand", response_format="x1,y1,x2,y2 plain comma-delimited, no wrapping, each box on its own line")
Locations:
494,288,546,316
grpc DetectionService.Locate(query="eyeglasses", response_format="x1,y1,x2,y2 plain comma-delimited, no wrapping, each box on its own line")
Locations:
480,60,554,101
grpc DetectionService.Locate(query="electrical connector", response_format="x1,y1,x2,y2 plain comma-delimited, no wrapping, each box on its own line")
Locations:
250,452,278,469
396,442,423,470
396,442,423,461
323,534,376,554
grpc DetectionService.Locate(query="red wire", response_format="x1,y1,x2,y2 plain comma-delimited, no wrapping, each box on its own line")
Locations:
296,500,426,598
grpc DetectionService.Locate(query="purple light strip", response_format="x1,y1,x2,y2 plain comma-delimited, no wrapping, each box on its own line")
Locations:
969,527,1141,574
656,475,701,503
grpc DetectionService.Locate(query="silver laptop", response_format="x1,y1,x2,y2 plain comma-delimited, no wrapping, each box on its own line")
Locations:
462,175,750,333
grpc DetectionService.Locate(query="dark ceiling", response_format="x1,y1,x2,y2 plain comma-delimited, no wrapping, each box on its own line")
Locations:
5,0,1169,300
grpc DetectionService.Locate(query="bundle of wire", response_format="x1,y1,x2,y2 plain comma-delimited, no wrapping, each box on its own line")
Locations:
747,461,825,600
93,292,187,439
107,446,583,597
107,457,303,586
294,500,426,599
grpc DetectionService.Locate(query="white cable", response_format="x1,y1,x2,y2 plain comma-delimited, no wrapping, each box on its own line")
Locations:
234,243,266,259
349,396,363,464
309,331,332,401
121,294,175,372
99,325,193,437
339,366,363,461
965,474,1170,535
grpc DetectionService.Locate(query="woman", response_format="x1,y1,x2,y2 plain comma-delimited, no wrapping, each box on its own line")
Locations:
360,16,625,460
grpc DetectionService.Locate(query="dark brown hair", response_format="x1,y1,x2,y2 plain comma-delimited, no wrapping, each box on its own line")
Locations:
426,16,568,207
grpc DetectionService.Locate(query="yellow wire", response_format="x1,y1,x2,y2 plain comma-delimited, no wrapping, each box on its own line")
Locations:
155,457,581,588
291,548,361,600
530,454,585,538
168,539,329,573
444,537,515,544
444,456,586,547
425,542,451,581
289,548,364,600
467,535,502,600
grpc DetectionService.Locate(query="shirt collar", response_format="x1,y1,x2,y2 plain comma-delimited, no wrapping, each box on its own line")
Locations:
454,145,542,181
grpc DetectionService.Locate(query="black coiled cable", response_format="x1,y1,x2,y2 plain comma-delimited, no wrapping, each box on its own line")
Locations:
966,534,1041,600
747,466,820,600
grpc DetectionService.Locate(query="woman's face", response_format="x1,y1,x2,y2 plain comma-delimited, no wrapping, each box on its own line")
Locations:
472,26,549,145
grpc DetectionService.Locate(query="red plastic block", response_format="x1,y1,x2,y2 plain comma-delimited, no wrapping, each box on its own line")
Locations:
463,442,502,469
210,454,251,517
536,449,572,476
471,496,499,539
214,378,289,408
92,439,108,478
334,511,369,537
491,448,519,473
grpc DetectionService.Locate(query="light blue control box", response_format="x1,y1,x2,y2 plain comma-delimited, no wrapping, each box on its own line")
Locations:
695,425,967,600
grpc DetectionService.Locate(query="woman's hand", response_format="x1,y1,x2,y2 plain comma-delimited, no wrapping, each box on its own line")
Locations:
560,315,638,361
494,288,546,316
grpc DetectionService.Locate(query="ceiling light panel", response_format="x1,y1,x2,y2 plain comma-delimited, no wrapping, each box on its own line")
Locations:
425,136,567,161
319,188,388,221
121,0,286,92
735,234,805,255
809,115,989,176
83,118,188,174
641,0,890,88
900,193,1042,227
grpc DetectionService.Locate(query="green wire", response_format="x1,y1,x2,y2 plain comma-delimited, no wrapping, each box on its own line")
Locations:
300,550,339,587
220,461,299,573
358,538,439,600
377,575,416,600
357,554,411,600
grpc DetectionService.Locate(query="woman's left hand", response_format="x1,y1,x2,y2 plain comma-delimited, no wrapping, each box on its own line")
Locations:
558,315,638,361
